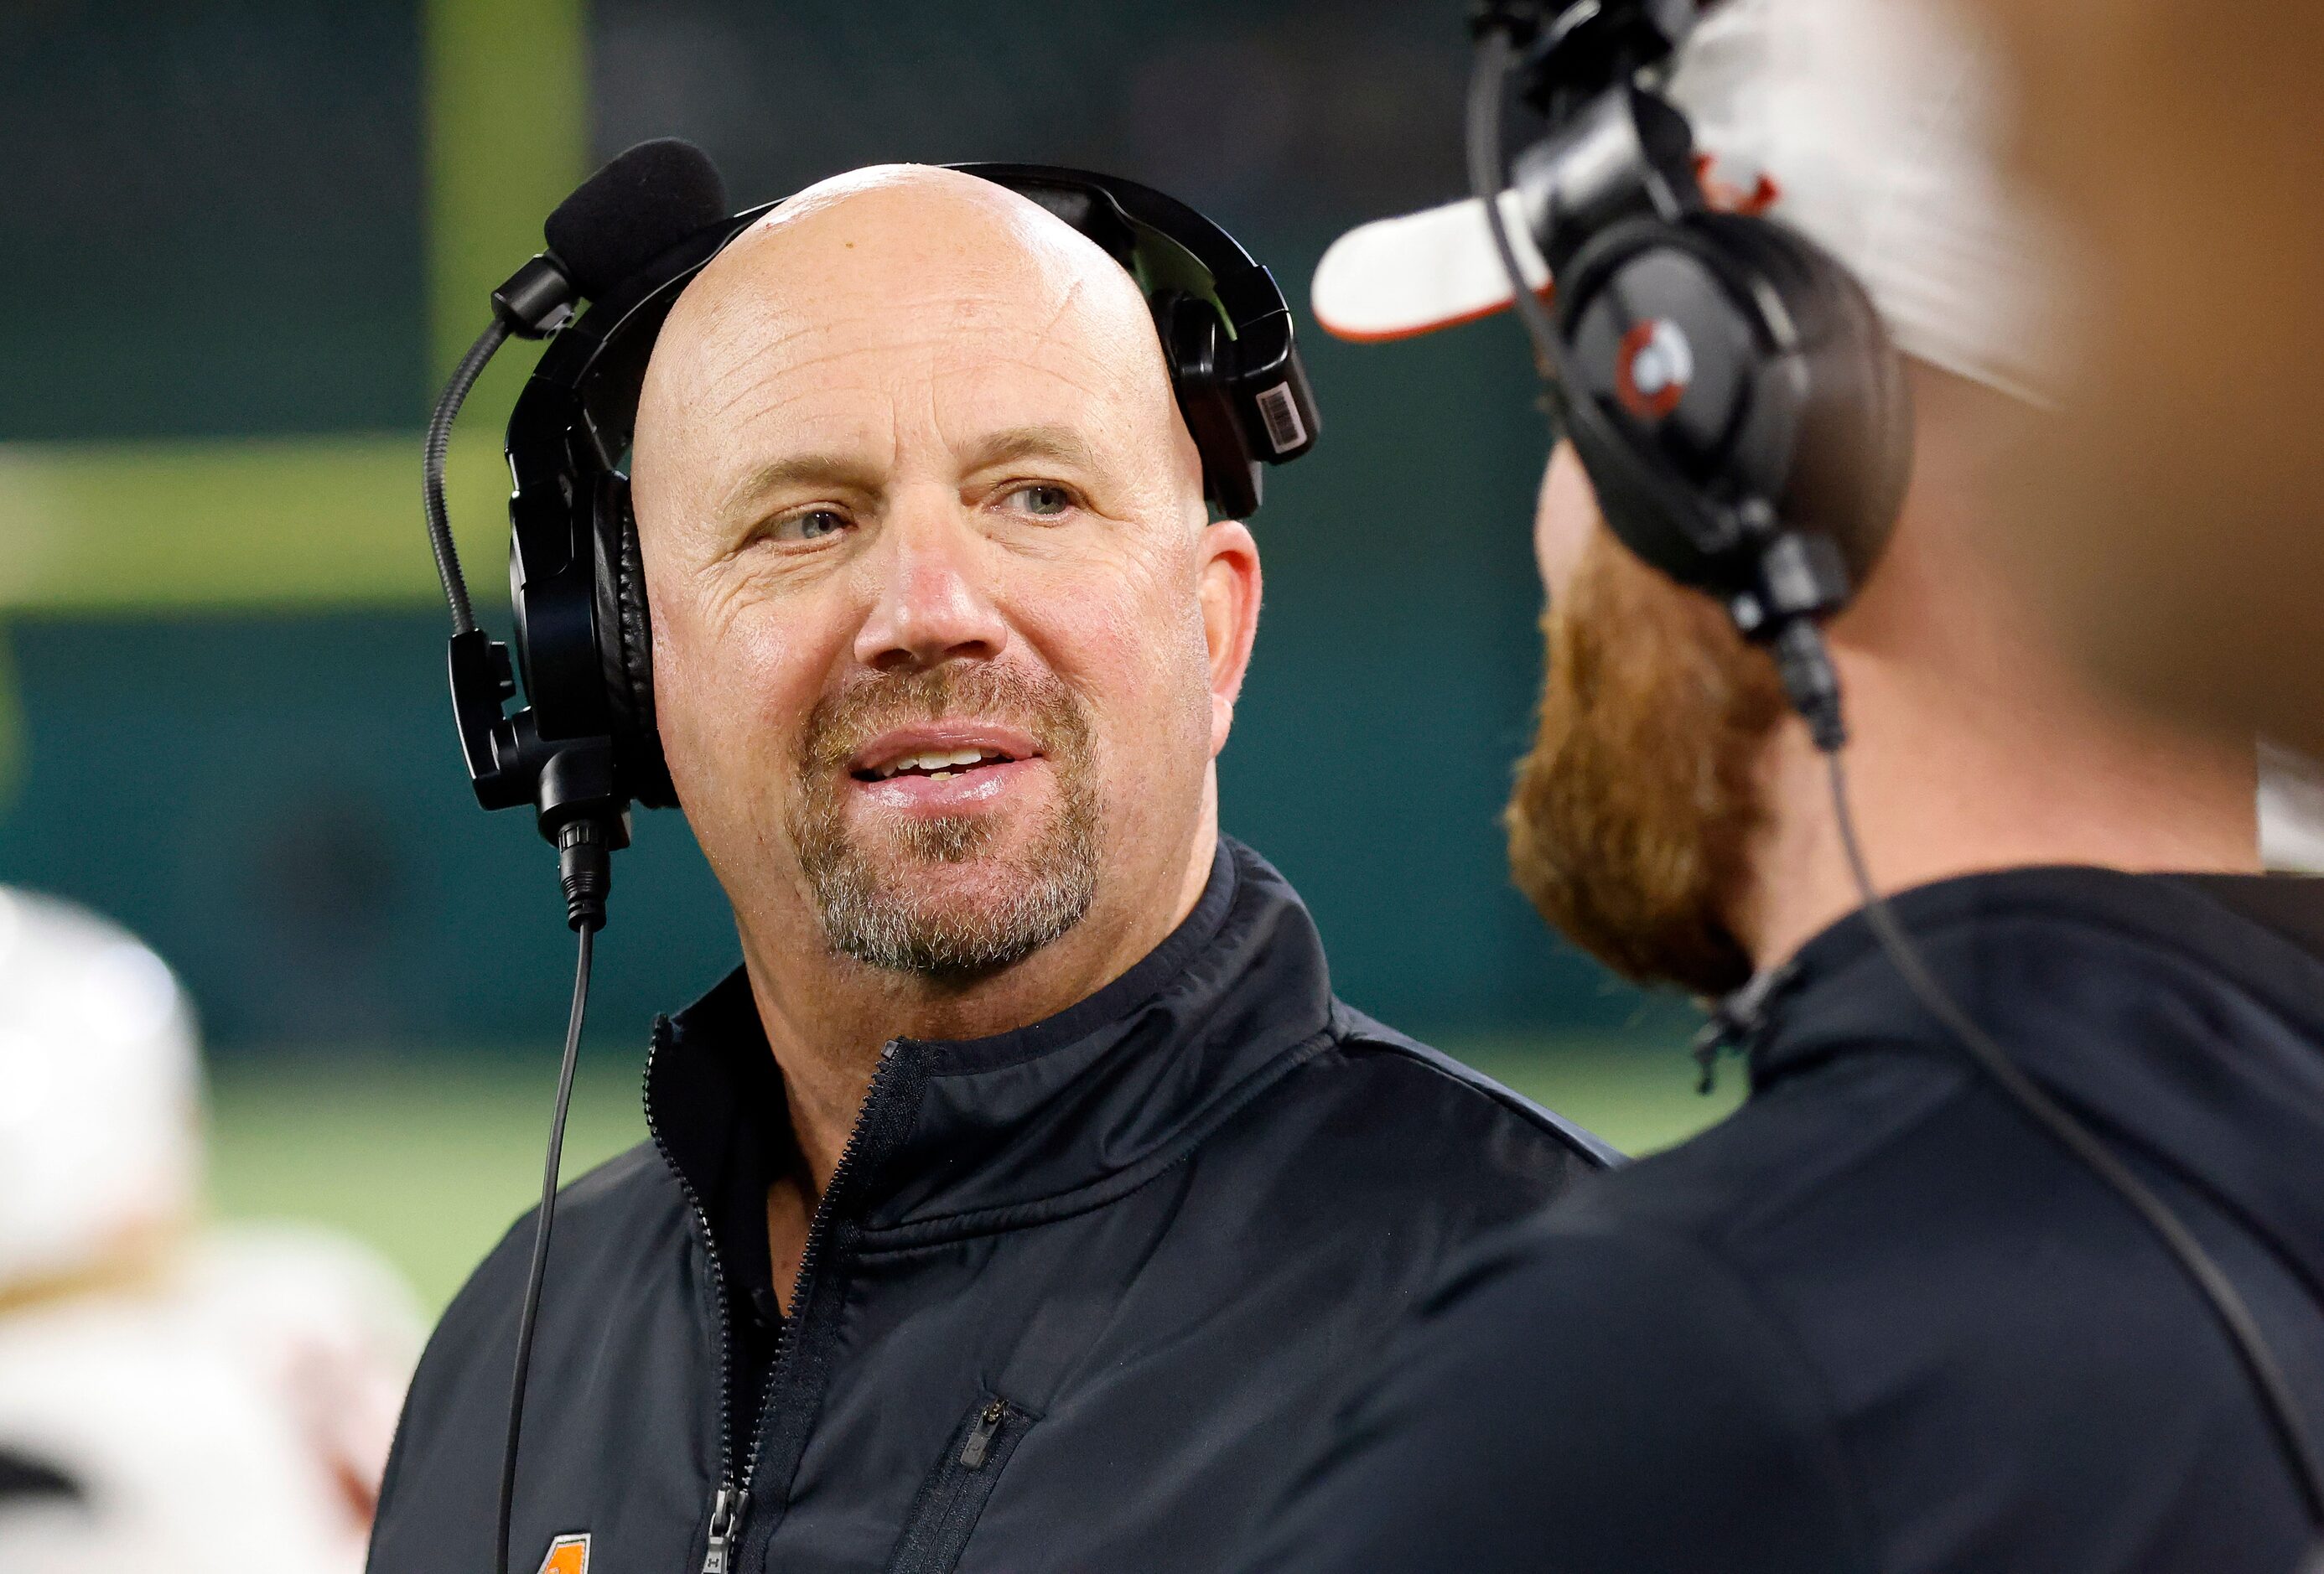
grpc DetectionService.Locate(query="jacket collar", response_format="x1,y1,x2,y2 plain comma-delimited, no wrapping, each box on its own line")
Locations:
646,837,1337,1253
1739,866,2324,1301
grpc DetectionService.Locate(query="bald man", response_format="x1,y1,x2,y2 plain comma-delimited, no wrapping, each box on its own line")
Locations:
364,165,1609,1574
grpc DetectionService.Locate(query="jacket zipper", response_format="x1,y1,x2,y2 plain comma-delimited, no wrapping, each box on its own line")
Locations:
958,1400,1007,1470
651,1031,911,1574
641,1022,750,1573
698,1483,744,1574
887,1395,1037,1574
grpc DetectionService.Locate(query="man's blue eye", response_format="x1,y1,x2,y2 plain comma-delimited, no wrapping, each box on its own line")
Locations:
775,508,848,542
1012,484,1072,516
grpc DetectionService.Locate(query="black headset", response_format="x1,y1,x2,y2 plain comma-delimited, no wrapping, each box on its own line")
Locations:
418,143,1320,1574
1468,0,1911,748
428,144,1320,922
1469,0,2324,1540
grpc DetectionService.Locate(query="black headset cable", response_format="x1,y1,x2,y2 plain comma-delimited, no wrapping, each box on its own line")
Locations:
421,309,604,1574
1822,746,2324,1532
493,919,595,1574
1468,15,2324,1547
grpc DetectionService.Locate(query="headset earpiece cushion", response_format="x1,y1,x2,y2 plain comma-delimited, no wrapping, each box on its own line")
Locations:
592,475,677,808
1557,381,1720,588
1702,215,1914,587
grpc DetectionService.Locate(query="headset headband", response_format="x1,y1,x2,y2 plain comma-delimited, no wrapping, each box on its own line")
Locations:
511,163,1316,499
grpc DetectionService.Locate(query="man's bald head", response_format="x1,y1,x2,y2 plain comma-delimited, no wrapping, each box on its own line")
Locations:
621,162,1261,1004
633,164,1202,535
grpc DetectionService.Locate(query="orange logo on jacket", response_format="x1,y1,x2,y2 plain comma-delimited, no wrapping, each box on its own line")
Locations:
537,1534,589,1574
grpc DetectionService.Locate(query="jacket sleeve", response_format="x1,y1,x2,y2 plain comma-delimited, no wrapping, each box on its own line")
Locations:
1232,1219,1871,1574
366,1210,536,1574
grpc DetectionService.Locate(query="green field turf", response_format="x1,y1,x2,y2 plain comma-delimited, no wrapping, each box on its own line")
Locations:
207,1043,1736,1313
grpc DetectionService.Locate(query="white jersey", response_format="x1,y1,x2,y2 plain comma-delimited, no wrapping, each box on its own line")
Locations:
0,1223,423,1574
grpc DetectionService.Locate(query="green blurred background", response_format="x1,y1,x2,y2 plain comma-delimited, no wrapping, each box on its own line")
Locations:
2,0,1724,1313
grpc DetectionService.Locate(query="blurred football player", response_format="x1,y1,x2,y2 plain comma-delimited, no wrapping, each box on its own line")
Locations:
0,887,422,1574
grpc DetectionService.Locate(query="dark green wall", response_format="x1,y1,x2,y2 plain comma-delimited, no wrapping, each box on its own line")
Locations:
0,2,427,439
0,0,1693,1050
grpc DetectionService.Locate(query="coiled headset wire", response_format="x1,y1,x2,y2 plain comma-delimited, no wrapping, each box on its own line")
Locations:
1467,18,2324,1555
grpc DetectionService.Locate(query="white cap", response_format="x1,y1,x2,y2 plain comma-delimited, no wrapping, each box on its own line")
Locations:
1311,0,2053,402
0,888,203,1292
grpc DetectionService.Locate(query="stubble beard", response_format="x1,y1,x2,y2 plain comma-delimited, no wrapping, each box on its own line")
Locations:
788,664,1102,981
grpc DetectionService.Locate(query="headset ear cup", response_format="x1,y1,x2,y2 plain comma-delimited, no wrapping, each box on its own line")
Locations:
1159,293,1262,519
1704,215,1914,587
592,475,677,809
1551,222,1768,592
1803,237,1913,581
1553,214,1915,604
1556,377,1717,587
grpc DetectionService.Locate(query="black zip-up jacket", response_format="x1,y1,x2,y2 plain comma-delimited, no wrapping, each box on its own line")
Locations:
1238,868,2324,1574
366,839,1612,1574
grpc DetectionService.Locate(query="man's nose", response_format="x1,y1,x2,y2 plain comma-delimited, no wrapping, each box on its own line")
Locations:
852,500,1012,672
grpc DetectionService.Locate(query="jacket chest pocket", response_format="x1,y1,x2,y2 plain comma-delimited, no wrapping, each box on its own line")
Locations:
882,1393,1037,1574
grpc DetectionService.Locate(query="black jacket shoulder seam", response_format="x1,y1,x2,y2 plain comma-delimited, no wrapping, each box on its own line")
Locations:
1328,1013,1623,1168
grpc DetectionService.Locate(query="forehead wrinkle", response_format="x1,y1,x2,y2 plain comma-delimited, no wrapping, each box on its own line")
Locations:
687,333,1130,505
717,450,889,521
923,361,1143,440
921,284,1175,438
947,424,1112,489
687,365,887,443
693,290,1137,422
740,313,1153,444
1037,276,1089,338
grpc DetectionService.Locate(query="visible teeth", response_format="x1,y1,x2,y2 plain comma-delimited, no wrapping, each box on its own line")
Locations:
871,747,1010,780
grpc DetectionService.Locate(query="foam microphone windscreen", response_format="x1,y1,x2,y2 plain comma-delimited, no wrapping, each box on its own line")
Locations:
542,138,731,299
